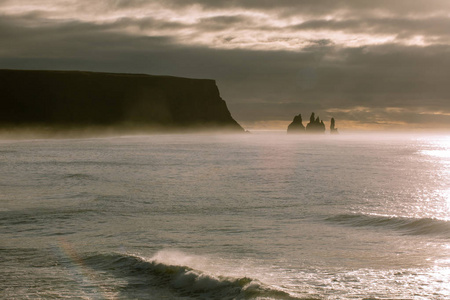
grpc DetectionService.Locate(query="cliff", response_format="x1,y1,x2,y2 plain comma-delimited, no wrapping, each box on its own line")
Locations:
0,69,243,133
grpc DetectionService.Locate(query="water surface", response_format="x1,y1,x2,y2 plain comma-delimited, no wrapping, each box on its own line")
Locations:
1,132,449,299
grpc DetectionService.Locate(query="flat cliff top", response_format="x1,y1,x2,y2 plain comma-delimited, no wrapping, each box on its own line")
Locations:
0,69,214,80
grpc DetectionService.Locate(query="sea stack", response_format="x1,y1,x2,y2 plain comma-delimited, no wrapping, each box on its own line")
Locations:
330,117,338,134
305,112,325,133
287,114,305,134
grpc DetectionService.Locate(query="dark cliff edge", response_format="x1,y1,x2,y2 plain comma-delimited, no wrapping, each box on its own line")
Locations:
0,69,244,137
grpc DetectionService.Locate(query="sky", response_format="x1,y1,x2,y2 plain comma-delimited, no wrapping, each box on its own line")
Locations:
1,0,450,131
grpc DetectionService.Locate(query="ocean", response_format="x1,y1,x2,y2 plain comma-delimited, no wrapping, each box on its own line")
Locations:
1,132,449,299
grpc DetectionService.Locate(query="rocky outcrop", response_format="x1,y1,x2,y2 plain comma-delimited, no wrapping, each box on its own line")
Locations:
287,114,305,134
287,112,337,134
306,112,325,133
0,69,243,132
330,117,338,134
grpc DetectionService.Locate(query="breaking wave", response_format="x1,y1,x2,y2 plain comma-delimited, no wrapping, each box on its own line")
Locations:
326,213,450,238
83,252,303,300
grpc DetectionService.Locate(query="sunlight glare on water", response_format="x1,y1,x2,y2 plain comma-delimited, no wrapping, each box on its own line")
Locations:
421,135,450,159
417,135,450,221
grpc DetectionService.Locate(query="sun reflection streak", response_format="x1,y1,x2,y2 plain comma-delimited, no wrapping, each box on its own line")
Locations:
416,136,450,221
432,256,450,298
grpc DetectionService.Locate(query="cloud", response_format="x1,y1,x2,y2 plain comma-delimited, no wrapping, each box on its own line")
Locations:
3,0,450,50
1,1,450,129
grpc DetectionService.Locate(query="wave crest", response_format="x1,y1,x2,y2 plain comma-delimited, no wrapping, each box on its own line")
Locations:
326,213,450,238
83,252,300,299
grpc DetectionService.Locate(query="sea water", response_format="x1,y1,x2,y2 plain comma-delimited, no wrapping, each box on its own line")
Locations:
1,132,449,299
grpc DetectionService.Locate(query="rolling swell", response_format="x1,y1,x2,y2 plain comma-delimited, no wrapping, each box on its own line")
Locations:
83,253,301,299
326,213,450,238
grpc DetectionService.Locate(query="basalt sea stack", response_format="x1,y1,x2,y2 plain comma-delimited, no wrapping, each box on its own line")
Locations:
287,114,305,134
306,112,326,133
0,69,243,133
287,112,337,134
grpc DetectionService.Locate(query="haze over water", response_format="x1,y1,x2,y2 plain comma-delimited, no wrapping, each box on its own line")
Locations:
1,132,449,299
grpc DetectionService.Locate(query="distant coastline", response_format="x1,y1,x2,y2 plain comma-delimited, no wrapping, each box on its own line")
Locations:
0,69,244,137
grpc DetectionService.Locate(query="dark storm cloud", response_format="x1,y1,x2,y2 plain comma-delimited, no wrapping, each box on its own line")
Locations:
1,0,450,129
0,13,178,57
